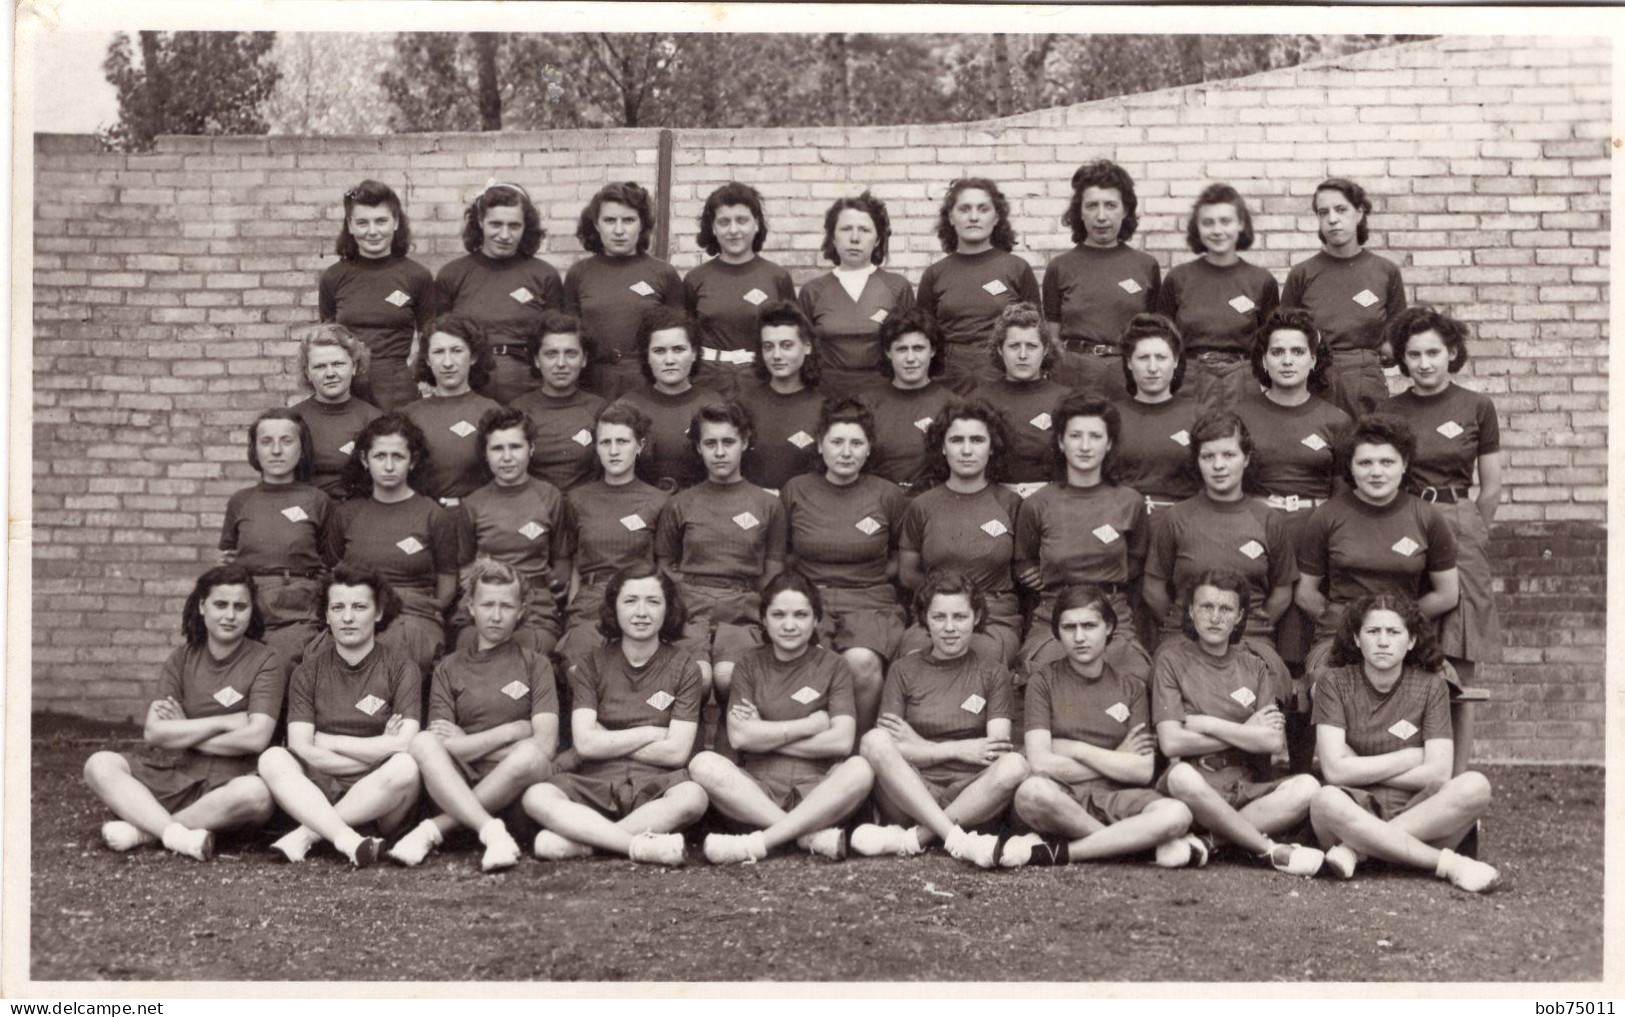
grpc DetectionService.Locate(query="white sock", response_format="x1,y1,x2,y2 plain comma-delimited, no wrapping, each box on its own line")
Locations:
102,820,155,852
271,826,318,862
160,822,212,861
388,820,443,866
333,830,364,863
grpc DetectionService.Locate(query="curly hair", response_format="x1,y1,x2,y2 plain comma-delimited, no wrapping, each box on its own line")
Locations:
298,323,370,392
1063,160,1139,244
180,564,266,647
918,397,1010,488
1047,583,1119,643
935,177,1016,253
815,396,877,448
1178,568,1251,646
246,407,316,483
1338,414,1416,492
1186,182,1255,255
342,412,432,498
1313,178,1372,247
323,562,404,635
821,191,891,266
1050,391,1123,485
336,179,412,260
914,568,986,634
534,309,598,379
597,562,685,643
1187,409,1256,494
752,299,821,387
1250,308,1334,395
1119,313,1187,397
474,405,538,484
457,555,527,616
759,568,825,626
1385,305,1470,377
1328,592,1445,672
635,305,701,387
415,313,495,392
461,182,545,259
696,182,768,257
688,401,755,464
595,400,653,445
987,300,1057,376
877,307,946,381
576,181,656,256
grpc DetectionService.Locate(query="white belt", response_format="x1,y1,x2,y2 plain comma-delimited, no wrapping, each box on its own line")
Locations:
438,497,461,508
1002,481,1048,500
1143,495,1177,512
1265,494,1326,512
700,347,755,365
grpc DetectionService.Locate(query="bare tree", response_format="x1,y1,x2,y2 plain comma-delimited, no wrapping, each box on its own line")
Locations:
992,34,1013,117
823,33,853,126
473,33,502,130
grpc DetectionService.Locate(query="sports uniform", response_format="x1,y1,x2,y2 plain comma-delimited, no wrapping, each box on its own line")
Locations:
563,253,684,397
861,382,958,490
456,477,571,654
797,268,914,394
612,385,714,491
399,391,505,503
897,484,1023,665
974,376,1072,491
291,395,383,500
509,388,608,493
319,254,436,411
435,253,567,405
735,380,825,494
916,250,1041,392
286,638,423,802
1151,637,1283,807
1112,396,1205,507
1023,658,1162,823
780,471,908,659
1311,663,1452,818
1042,244,1160,399
728,644,857,808
219,481,332,672
683,257,797,384
427,641,558,783
556,479,670,664
1280,250,1407,418
1154,258,1280,408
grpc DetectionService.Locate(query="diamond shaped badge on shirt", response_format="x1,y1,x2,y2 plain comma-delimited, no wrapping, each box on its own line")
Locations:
355,694,386,716
385,289,411,307
620,514,647,532
914,417,933,432
855,516,882,536
450,420,477,438
1352,289,1380,308
213,686,244,708
630,280,656,297
572,428,593,447
1171,430,1191,447
1029,412,1052,431
869,309,889,324
396,536,425,555
646,690,675,711
1230,687,1257,708
1301,433,1328,452
1105,702,1130,724
1228,295,1256,314
787,431,814,449
509,287,535,304
280,506,309,523
982,279,1008,296
742,288,768,306
1118,278,1142,295
340,441,356,456
733,512,760,530
1392,537,1420,557
1092,524,1120,544
980,519,1009,538
791,686,820,706
1388,719,1419,741
1437,420,1465,439
961,694,986,714
501,681,528,701
519,521,546,541
1239,540,1265,560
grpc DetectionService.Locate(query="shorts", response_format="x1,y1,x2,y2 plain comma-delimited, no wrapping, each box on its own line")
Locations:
123,747,258,813
1052,349,1128,401
739,755,840,812
548,759,691,818
306,757,390,805
260,621,320,679
1431,498,1502,664
1157,760,1283,810
1268,503,1321,665
452,753,506,786
677,582,763,666
1184,354,1260,410
479,354,541,407
896,591,1022,666
1325,348,1390,419
1047,775,1165,826
940,342,1002,395
1335,780,1443,822
816,584,905,659
874,762,985,828
356,355,420,413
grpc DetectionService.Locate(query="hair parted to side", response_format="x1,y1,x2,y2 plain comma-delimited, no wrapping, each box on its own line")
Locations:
877,307,946,381
935,177,1016,253
635,305,701,386
457,555,527,615
1186,182,1255,254
1187,408,1256,493
415,313,496,392
323,562,404,634
1048,583,1119,643
474,405,538,484
1179,567,1251,645
914,568,987,633
1119,312,1187,397
759,568,825,626
597,561,685,643
918,397,1010,488
181,564,266,647
1050,390,1123,484
697,182,769,257
342,412,432,498
1063,160,1140,244
1312,177,1373,247
462,182,545,259
336,179,412,260
821,191,891,266
577,181,656,255
1328,592,1445,672
988,300,1057,376
816,396,877,448
246,407,316,483
1338,413,1417,491
752,299,822,386
688,401,756,463
298,322,371,389
1249,308,1334,394
1384,305,1471,377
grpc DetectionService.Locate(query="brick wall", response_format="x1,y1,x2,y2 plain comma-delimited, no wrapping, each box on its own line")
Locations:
31,34,1608,760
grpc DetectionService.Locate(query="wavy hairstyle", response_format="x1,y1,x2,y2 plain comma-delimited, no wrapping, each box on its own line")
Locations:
815,396,877,448
877,307,946,381
1250,307,1334,394
1312,178,1372,247
246,407,316,483
687,401,756,463
298,322,370,391
1047,583,1119,643
1328,592,1445,672
1186,182,1255,254
576,181,656,255
914,568,987,634
596,561,685,643
533,308,598,379
1118,313,1187,397
415,313,495,392
935,177,1016,253
181,564,266,647
1384,305,1471,377
457,555,527,616
1063,160,1140,244
696,182,768,257
758,568,825,628
917,397,1010,488
1178,567,1251,646
752,299,821,387
323,562,404,634
1338,414,1416,492
461,182,545,259
342,412,432,498
987,300,1057,376
1050,391,1123,484
1187,409,1257,495
821,190,891,266
335,179,412,260
474,405,538,484
635,305,701,387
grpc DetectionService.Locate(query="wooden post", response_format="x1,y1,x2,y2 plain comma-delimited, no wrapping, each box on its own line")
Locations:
654,128,675,260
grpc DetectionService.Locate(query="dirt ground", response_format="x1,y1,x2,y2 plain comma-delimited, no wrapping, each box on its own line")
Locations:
27,714,1604,983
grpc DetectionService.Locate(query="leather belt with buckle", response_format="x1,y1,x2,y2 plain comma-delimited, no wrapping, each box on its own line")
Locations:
1064,340,1119,358
490,344,532,359
1192,349,1247,364
1265,494,1327,512
1414,485,1470,504
700,347,755,365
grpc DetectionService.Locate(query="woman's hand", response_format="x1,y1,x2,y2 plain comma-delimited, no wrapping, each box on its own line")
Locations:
152,697,185,722
1016,565,1045,594
428,719,465,740
958,737,1015,767
218,550,238,565
876,713,926,747
729,699,761,724
385,714,411,739
1116,722,1155,757
1246,704,1286,733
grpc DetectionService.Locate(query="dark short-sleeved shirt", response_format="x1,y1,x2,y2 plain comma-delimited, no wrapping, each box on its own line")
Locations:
400,391,505,500
563,253,685,360
1154,258,1280,354
1144,493,1298,637
1042,244,1161,346
1296,492,1457,608
780,472,908,589
736,381,825,493
654,480,787,582
1232,393,1351,500
565,479,670,586
730,644,856,773
879,650,1013,775
510,388,608,493
1280,250,1407,354
291,396,384,499
974,377,1072,484
1381,383,1501,492
798,269,915,378
916,250,1041,348
318,255,437,362
570,642,704,732
434,252,566,348
1025,658,1148,754
219,482,332,574
683,256,797,356
899,483,1021,597
460,478,570,586
428,641,558,733
862,382,959,488
1112,396,1205,501
1312,663,1451,757
158,639,287,723
1151,637,1274,773
287,640,423,736
612,385,715,490
1014,482,1146,588
324,493,465,609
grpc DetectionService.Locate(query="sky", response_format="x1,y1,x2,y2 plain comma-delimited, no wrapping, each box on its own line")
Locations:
30,30,120,134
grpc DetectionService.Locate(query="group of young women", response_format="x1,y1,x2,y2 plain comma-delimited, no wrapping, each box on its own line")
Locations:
82,162,1503,893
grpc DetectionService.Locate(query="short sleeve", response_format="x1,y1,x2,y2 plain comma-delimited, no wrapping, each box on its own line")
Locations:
1151,269,1179,320
245,648,288,720
1420,671,1452,742
156,647,187,704
1015,260,1040,305
1280,263,1306,309
1264,508,1300,588
563,265,583,315
318,265,339,323
1040,259,1062,322
763,493,788,561
878,667,906,719
653,497,683,563
1142,506,1175,582
1125,677,1151,730
527,651,560,718
433,263,462,320
681,270,702,316
774,266,796,302
410,262,439,334
1422,504,1458,572
540,267,566,312
915,263,941,321
1295,503,1332,577
427,660,456,725
1476,393,1501,456
1012,493,1042,567
1385,261,1408,317
568,652,602,716
894,276,916,316
1258,272,1281,322
391,658,424,724
729,652,762,710
659,261,685,310
1023,669,1053,734
428,503,470,571
671,653,704,724
897,497,927,554
547,486,571,568
985,664,1014,723
321,501,351,567
1309,668,1348,730
882,484,909,551
1150,652,1186,727
219,490,245,553
286,660,317,727
826,655,856,719
1125,494,1150,567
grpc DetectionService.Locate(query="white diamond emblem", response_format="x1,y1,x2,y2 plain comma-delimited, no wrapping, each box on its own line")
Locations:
855,516,881,536
791,686,820,705
1301,434,1328,451
509,287,535,304
1239,540,1265,560
396,536,424,555
982,280,1008,296
281,506,309,523
519,521,545,541
572,428,593,446
1388,719,1419,741
1118,278,1142,294
502,681,528,701
733,512,760,530
213,686,244,708
647,690,675,711
1171,430,1191,447
1029,412,1052,431
1352,289,1380,308
1228,295,1255,314
961,694,986,714
630,280,655,297
913,417,933,432
620,514,647,532
1092,524,1120,544
340,441,356,455
742,288,768,306
355,695,386,716
385,289,411,307
1392,537,1420,557
1230,687,1257,708
1437,420,1464,439
980,519,1008,538
450,420,476,438
869,309,888,323
1105,702,1130,724
787,431,814,449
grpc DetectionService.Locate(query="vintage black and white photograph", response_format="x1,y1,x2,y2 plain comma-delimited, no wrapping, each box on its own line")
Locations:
10,0,1615,992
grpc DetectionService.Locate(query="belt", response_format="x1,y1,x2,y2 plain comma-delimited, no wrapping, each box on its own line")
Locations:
1193,748,1258,774
438,496,461,508
683,574,755,591
490,344,533,360
1265,494,1327,512
700,347,755,365
253,567,324,580
1143,495,1178,512
1413,485,1470,504
1001,481,1049,500
1192,349,1247,364
1047,581,1125,596
1063,340,1119,358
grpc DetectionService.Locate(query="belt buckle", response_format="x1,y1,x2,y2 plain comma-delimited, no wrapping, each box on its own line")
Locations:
1283,494,1301,512
726,349,754,366
700,348,720,362
1419,486,1439,503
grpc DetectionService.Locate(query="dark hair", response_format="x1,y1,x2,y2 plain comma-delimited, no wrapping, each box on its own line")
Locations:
597,562,685,643
935,177,1016,253
246,407,316,483
1338,414,1416,491
1048,583,1119,643
752,300,821,387
759,568,825,626
988,300,1057,376
1188,409,1256,494
635,305,700,386
1063,160,1140,244
458,556,527,616
821,191,891,266
919,397,1010,488
323,562,403,635
1186,182,1255,254
815,396,877,449
533,309,598,377
1179,568,1251,645
576,182,656,256
1051,391,1123,484
688,401,755,463
475,406,538,484
415,313,495,392
697,182,768,257
877,307,946,381
181,564,266,647
1385,305,1470,377
1312,178,1372,247
595,401,653,444
914,569,987,633
342,413,432,497
1329,593,1445,672
462,182,545,259
336,179,411,260
1119,313,1187,397
1250,308,1334,395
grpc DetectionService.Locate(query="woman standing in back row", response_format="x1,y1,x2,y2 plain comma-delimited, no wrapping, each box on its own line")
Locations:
798,191,915,395
684,182,796,392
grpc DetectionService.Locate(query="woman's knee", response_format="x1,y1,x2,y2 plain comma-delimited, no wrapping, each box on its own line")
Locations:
1283,773,1322,805
503,739,552,781
1145,797,1193,838
858,728,897,765
686,750,734,788
1164,762,1207,800
407,731,447,765
665,780,710,819
1309,784,1356,823
83,750,127,785
227,776,277,822
256,745,298,778
1012,776,1059,820
377,752,421,794
522,781,565,815
843,648,884,686
1448,770,1492,812
990,751,1030,788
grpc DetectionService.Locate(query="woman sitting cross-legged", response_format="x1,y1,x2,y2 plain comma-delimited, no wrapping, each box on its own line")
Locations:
689,570,876,864
1308,593,1499,892
852,569,1030,868
388,558,558,871
520,562,709,866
